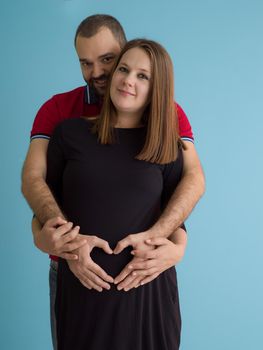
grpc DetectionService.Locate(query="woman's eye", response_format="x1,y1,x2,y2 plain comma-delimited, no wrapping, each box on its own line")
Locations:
138,73,149,80
118,66,128,73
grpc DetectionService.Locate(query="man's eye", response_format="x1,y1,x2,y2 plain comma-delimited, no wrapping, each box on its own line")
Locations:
102,56,114,63
81,62,91,67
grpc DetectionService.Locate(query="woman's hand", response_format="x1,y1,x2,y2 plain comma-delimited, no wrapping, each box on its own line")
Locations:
114,228,187,291
67,235,114,292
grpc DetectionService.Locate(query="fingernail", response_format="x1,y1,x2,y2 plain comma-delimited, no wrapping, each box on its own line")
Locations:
131,251,135,255
128,265,133,269
141,282,144,286
117,286,122,291
124,287,129,292
146,239,151,243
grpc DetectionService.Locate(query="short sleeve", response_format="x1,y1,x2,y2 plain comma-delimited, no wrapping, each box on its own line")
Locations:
30,96,62,141
176,103,194,143
46,125,66,205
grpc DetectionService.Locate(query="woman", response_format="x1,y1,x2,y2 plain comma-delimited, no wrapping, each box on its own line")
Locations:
47,39,187,350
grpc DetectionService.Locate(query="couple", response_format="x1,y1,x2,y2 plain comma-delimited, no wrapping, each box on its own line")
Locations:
22,15,205,350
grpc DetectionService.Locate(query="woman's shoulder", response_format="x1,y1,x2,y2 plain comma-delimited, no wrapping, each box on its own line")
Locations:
55,117,97,134
51,117,97,144
59,117,96,128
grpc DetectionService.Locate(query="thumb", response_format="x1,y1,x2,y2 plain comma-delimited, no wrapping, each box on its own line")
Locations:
44,216,68,229
113,237,131,254
145,237,167,246
94,237,113,254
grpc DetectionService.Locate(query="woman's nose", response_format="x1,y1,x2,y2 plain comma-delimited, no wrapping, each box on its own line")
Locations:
122,73,134,86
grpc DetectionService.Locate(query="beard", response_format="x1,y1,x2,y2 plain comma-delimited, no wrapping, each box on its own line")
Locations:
87,74,109,96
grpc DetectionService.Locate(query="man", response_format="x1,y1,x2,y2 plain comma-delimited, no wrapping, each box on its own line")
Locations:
22,14,204,348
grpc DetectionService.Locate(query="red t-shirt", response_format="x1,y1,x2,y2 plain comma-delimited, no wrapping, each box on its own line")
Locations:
31,86,194,141
31,86,194,261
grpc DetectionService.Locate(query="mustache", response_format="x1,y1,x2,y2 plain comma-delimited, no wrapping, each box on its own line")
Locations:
91,74,108,83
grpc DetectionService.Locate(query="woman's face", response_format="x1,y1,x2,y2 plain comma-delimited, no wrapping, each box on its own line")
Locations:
110,47,152,118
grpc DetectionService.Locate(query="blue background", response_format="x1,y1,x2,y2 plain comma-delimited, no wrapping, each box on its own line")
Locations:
1,0,262,349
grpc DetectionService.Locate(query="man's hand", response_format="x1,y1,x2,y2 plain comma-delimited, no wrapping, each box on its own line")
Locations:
67,235,114,292
33,216,87,260
114,228,187,291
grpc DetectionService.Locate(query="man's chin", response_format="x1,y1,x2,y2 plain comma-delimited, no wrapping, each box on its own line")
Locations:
93,85,106,97
85,79,107,98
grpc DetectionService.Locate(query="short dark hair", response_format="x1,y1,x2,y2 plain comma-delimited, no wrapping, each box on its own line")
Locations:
74,14,127,48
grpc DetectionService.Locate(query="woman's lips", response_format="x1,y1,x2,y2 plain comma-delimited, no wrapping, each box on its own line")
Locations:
117,88,135,96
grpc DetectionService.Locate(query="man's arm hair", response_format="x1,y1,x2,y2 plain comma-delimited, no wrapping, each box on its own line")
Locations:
151,141,205,238
21,138,65,224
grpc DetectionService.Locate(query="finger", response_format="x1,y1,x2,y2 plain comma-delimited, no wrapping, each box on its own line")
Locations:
78,278,92,290
89,261,114,283
145,237,167,246
117,274,138,291
114,264,132,285
126,260,156,271
63,239,87,253
114,236,132,254
132,267,158,277
54,222,74,236
67,264,102,290
131,249,157,259
83,270,111,291
59,252,79,260
45,216,68,228
82,277,103,292
122,276,143,291
60,226,80,244
93,237,113,254
140,272,160,286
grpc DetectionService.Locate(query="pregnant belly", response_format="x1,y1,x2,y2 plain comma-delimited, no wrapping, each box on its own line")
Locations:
90,246,133,278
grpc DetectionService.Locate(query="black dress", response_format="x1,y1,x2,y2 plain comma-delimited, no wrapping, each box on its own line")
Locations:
47,118,183,350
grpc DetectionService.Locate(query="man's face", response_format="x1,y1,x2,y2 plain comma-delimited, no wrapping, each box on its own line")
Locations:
75,28,122,96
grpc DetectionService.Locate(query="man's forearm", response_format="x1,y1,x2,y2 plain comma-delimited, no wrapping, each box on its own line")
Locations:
21,139,64,224
22,176,64,224
150,168,205,238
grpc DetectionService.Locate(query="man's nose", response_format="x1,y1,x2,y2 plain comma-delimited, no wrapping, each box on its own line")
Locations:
92,63,104,79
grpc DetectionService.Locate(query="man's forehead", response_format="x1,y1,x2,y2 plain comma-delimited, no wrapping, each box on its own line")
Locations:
76,30,121,60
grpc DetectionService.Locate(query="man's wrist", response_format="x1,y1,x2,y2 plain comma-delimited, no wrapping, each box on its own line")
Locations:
148,221,173,239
